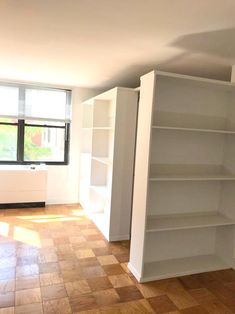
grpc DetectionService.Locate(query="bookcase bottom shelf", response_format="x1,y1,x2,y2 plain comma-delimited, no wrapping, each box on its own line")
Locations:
141,255,230,282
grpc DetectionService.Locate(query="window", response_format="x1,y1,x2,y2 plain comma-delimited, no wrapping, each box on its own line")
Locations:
0,85,71,165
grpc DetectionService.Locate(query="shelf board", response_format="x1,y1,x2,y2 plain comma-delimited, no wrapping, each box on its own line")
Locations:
149,174,235,181
152,125,235,135
90,185,110,199
143,254,229,282
83,127,113,130
155,70,235,91
92,157,112,165
146,212,235,232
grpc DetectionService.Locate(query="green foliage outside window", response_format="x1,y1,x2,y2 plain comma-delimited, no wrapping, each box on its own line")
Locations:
0,121,51,161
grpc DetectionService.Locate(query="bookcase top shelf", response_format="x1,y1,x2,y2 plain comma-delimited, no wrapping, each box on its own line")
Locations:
153,70,235,92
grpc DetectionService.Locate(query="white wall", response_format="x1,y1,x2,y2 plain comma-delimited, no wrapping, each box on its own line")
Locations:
47,87,102,204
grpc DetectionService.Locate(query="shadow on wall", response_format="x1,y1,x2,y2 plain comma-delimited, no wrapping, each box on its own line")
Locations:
106,27,235,87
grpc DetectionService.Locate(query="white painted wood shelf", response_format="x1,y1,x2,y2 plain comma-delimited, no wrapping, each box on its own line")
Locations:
129,70,235,283
142,255,228,282
83,127,113,130
92,157,112,166
146,212,235,232
80,87,138,241
149,174,235,181
152,125,235,134
90,185,110,199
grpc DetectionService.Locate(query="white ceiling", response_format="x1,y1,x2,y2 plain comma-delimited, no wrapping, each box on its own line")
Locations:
1,0,235,88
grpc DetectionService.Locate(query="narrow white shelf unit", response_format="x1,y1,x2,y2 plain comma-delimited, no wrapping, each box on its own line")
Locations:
79,87,138,241
129,70,235,282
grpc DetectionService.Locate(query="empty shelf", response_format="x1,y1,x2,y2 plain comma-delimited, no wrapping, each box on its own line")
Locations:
92,157,112,165
90,185,110,198
146,212,235,232
143,255,229,282
149,174,235,181
152,125,235,134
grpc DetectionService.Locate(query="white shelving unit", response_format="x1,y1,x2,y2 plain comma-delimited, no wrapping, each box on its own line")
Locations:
79,87,138,241
129,70,235,282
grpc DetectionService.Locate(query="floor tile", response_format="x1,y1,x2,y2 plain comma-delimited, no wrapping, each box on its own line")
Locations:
15,287,41,306
0,279,15,293
82,265,106,279
102,264,125,276
40,272,63,286
16,264,39,277
43,297,72,314
0,267,15,280
15,302,43,314
97,255,119,266
181,305,209,314
87,276,112,291
65,280,91,297
76,249,95,259
41,283,67,301
16,275,40,290
69,293,97,312
39,262,59,274
109,274,134,288
116,285,143,302
148,295,178,313
78,257,99,267
0,308,14,314
94,288,120,307
0,291,15,308
61,269,83,282
87,241,107,249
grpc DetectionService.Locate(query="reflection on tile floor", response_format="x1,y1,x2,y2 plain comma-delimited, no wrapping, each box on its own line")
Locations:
0,204,235,313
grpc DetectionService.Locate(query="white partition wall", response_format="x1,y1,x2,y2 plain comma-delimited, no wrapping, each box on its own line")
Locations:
129,70,235,282
79,87,138,241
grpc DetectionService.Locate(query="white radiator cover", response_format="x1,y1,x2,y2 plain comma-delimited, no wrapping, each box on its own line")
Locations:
0,165,47,204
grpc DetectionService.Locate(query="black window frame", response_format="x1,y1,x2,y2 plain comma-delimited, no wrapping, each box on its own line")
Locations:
0,84,71,165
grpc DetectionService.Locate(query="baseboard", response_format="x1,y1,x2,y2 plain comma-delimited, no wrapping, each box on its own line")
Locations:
109,234,130,241
128,262,141,282
0,202,46,209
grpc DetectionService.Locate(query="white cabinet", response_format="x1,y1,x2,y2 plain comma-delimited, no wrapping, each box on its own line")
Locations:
79,87,138,241
129,70,235,282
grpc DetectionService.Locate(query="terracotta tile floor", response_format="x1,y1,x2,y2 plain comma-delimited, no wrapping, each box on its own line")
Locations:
0,204,235,313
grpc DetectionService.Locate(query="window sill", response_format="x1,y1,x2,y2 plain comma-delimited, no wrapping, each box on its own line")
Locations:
0,164,47,171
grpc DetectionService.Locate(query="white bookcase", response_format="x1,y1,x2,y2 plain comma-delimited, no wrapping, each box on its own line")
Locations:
129,70,235,282
79,87,138,241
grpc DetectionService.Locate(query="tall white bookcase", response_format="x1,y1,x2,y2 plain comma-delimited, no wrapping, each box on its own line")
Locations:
129,70,235,282
79,87,138,241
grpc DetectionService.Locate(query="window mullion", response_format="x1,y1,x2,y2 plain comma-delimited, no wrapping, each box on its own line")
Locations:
17,120,25,162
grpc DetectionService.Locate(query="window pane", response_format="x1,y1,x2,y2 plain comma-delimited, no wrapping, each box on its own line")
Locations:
24,126,65,162
0,86,19,117
0,124,17,161
25,89,68,121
